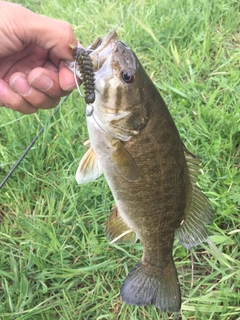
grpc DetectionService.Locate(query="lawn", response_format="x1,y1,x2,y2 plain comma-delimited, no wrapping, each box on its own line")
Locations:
0,0,239,319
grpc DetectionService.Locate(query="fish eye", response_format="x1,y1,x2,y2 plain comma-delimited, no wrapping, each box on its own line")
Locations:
121,70,135,83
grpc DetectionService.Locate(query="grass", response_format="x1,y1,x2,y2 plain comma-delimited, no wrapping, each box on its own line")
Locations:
0,0,240,319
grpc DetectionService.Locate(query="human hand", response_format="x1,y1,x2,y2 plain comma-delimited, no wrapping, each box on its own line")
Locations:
0,1,79,114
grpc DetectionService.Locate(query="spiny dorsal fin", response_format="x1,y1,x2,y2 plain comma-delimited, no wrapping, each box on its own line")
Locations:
177,147,212,249
110,139,140,182
105,206,137,244
75,143,102,184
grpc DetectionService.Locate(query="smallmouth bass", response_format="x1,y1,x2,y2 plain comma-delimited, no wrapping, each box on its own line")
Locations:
66,30,212,312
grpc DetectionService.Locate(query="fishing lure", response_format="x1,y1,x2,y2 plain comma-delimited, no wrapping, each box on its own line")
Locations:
70,45,96,115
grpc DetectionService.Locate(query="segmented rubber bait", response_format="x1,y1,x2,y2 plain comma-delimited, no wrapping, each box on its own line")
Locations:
70,45,95,105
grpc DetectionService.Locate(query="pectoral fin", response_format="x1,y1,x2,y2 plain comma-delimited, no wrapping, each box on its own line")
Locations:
177,147,212,249
105,206,137,244
75,144,102,184
110,139,140,182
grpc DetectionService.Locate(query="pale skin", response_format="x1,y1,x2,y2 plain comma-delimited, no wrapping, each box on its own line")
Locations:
0,1,79,114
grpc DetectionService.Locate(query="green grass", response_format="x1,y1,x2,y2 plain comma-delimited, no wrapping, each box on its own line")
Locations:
1,0,240,319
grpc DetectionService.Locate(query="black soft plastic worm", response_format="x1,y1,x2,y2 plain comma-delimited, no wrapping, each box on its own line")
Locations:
70,45,95,104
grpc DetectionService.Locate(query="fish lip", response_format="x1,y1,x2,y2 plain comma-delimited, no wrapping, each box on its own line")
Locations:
89,30,118,72
89,30,117,55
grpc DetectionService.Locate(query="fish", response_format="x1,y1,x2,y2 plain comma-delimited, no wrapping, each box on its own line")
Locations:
65,30,212,312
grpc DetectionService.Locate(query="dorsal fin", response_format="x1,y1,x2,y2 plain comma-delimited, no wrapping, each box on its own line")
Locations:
177,147,212,249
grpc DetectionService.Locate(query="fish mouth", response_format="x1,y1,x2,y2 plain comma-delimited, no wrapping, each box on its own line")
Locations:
88,31,135,72
65,30,135,86
65,30,119,79
88,31,136,77
88,30,118,72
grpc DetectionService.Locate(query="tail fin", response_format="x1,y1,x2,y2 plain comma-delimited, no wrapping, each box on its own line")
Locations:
120,260,181,312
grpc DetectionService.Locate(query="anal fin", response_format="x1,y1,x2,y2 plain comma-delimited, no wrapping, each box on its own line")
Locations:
105,206,137,244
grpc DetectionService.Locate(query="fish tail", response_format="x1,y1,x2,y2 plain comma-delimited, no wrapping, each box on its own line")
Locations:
120,259,181,312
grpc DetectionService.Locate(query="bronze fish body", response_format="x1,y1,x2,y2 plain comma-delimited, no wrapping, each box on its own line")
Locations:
66,30,212,312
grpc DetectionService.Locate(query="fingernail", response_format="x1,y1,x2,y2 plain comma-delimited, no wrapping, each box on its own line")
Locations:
11,76,32,96
63,82,78,91
30,75,53,92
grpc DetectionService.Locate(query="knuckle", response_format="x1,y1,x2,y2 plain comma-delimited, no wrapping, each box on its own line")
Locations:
7,96,22,111
58,21,75,47
60,21,73,32
49,97,60,108
36,96,60,109
7,99,36,114
59,21,73,38
21,107,37,115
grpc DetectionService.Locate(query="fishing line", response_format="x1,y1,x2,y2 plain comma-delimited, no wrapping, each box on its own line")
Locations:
114,1,135,31
73,60,85,98
0,95,68,189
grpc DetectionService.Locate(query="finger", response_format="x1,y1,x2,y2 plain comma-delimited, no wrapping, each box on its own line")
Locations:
29,65,77,96
59,61,78,91
1,3,78,61
1,45,48,81
28,67,69,97
9,73,60,110
43,59,59,72
0,79,37,114
26,15,78,60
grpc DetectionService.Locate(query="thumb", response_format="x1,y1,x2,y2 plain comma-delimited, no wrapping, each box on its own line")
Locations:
1,2,78,60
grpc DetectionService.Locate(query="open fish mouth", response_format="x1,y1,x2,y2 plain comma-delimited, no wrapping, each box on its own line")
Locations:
88,30,118,72
65,30,118,79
